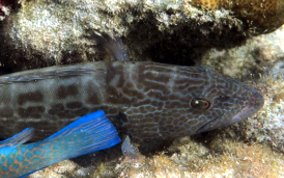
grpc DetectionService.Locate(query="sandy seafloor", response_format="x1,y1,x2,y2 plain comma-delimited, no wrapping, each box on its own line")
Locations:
0,0,284,177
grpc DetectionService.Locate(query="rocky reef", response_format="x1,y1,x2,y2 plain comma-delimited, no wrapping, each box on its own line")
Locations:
0,0,284,177
0,0,283,71
191,0,284,31
30,138,284,177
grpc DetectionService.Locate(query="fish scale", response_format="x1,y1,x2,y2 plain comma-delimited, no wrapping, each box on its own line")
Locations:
0,60,264,147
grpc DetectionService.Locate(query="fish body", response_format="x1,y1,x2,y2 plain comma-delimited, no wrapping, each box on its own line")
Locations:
0,110,121,178
0,61,264,145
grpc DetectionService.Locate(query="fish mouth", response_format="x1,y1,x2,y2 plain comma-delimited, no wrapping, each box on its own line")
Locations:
195,117,219,134
230,91,264,124
196,90,264,134
229,105,258,125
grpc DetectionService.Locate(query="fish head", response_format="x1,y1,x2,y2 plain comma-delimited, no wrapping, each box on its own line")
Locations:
176,66,264,135
114,63,264,140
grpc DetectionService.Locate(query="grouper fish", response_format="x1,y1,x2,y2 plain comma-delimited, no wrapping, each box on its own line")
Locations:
0,36,264,149
0,110,121,178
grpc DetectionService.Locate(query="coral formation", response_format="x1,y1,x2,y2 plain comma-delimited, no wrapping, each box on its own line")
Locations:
191,0,284,32
201,25,284,78
0,0,283,71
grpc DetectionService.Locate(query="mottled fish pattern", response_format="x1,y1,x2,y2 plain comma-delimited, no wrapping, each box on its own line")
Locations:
0,61,264,145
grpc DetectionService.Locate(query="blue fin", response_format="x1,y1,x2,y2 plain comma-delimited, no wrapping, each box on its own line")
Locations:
43,109,121,159
19,110,121,178
0,128,34,148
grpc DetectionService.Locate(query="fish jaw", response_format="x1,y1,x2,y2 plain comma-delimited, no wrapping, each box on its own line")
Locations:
196,88,264,133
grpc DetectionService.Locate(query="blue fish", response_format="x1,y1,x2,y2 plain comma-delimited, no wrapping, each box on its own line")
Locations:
0,110,121,178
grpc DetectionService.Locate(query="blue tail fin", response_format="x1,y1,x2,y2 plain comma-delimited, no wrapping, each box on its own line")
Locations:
43,110,121,159
17,110,120,178
0,128,34,148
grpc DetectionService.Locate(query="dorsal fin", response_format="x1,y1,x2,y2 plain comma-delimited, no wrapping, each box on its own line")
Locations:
84,31,129,61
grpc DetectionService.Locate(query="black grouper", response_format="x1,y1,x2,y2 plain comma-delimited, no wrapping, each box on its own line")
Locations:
0,62,263,145
0,38,264,149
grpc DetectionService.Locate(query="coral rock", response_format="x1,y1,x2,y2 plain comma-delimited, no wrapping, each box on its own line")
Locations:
0,0,283,70
191,0,284,32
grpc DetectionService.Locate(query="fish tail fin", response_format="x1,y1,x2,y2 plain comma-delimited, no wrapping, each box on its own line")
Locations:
16,110,120,178
0,128,34,148
43,110,121,160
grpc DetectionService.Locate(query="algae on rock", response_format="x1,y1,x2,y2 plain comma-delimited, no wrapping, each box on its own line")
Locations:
0,0,283,71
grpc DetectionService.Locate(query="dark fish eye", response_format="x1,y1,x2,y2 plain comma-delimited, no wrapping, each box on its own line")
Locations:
191,98,211,110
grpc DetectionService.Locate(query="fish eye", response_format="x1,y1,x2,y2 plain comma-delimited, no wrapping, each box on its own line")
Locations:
191,98,211,110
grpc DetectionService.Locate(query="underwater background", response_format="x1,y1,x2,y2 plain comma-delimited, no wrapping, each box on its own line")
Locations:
0,0,284,177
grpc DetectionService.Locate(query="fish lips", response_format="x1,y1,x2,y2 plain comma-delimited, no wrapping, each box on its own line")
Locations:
230,90,264,124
